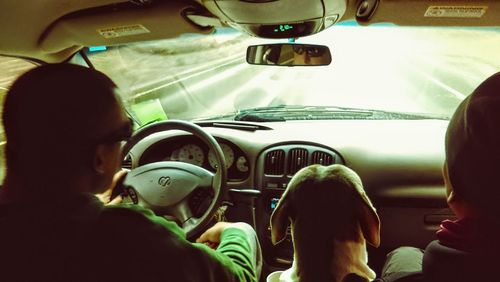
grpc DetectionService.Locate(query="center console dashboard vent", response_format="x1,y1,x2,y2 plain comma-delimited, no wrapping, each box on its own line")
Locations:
288,148,308,175
258,144,344,186
311,150,335,166
264,149,285,175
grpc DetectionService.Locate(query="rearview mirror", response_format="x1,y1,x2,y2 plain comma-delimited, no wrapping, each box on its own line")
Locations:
246,43,331,66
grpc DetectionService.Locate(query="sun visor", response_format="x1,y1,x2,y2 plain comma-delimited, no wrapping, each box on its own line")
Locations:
39,0,214,55
200,0,346,38
351,0,500,26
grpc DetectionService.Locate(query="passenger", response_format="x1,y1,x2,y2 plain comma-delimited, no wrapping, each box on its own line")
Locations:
0,64,261,282
379,72,500,282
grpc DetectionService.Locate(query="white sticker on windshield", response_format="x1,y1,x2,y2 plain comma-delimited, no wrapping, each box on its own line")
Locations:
424,6,487,18
97,24,150,39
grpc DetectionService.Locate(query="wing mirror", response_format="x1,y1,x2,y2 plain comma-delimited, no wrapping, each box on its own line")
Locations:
246,43,331,66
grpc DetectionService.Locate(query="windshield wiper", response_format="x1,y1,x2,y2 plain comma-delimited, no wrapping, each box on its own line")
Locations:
236,105,449,121
235,105,374,121
196,121,273,131
195,105,449,122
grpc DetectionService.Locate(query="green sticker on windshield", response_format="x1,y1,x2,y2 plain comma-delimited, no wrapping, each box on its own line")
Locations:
130,99,168,125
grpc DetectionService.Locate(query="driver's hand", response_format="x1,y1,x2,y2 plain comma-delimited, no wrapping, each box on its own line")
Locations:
196,222,234,249
95,170,128,205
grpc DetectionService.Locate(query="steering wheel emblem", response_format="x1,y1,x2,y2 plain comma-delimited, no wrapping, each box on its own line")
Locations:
158,176,172,187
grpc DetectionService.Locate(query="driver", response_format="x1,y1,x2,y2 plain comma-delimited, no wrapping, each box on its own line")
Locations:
0,63,262,281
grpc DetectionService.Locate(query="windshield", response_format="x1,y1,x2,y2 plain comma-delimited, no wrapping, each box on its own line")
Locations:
87,24,500,125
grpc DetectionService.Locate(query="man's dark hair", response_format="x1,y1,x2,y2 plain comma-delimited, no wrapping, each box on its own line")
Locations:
3,63,119,190
445,72,500,218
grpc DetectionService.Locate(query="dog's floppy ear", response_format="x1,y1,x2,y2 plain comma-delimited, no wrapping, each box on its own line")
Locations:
270,189,292,245
353,182,381,247
270,165,315,245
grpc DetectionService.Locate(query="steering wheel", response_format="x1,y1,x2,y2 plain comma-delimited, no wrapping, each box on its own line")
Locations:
120,120,227,239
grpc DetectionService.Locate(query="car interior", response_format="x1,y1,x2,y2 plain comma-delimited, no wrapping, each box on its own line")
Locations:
0,0,499,281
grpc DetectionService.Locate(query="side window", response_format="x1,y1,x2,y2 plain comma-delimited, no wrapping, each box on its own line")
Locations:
0,56,37,185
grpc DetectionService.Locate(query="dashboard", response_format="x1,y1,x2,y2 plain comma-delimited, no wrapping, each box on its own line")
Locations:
123,119,452,273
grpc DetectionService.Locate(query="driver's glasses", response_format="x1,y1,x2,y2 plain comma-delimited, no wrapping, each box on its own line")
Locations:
97,118,134,145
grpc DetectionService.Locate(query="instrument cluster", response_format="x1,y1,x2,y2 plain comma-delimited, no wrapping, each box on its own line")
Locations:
138,135,250,182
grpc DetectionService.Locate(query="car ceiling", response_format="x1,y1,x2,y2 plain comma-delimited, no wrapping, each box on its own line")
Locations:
0,0,499,63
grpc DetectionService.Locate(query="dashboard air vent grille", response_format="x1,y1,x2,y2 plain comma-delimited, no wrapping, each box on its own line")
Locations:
264,150,285,175
122,154,132,170
288,148,308,175
311,151,334,166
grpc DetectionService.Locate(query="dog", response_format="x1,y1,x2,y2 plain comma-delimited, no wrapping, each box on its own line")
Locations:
267,164,380,282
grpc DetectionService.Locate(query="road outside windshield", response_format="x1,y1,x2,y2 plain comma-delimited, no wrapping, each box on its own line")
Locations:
87,25,500,125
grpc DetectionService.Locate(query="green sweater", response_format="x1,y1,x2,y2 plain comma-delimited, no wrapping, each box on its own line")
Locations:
0,193,261,282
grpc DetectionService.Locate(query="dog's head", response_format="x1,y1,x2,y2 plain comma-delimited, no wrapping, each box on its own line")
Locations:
270,164,380,248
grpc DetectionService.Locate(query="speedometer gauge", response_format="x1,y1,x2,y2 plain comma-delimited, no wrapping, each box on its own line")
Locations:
208,143,234,169
176,144,204,166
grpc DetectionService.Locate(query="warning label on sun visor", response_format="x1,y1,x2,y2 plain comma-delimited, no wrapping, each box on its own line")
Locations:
98,25,150,39
425,6,487,18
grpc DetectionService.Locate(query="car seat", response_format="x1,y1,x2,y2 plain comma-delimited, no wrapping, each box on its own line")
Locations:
378,240,496,282
422,240,495,282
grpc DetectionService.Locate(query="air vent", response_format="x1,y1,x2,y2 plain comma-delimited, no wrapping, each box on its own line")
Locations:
311,151,334,166
264,150,285,175
288,148,308,175
122,154,132,170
